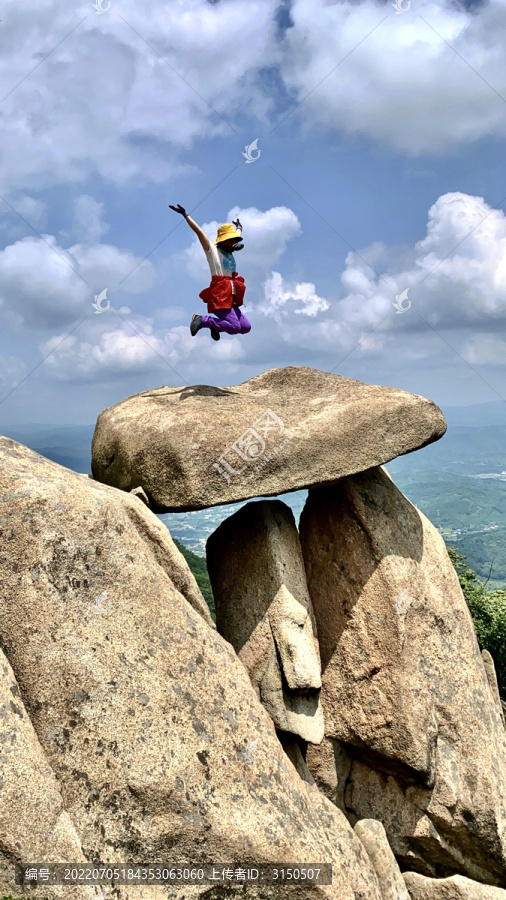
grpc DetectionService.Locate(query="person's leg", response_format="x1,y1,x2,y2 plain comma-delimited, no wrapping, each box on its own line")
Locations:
202,308,241,334
233,305,251,334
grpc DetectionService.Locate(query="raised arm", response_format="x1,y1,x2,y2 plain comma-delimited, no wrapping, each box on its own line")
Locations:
169,203,210,251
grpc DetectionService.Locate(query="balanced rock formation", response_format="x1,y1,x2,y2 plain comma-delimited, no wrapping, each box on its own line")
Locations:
91,366,446,511
404,872,506,899
0,434,383,900
207,500,324,743
300,467,506,885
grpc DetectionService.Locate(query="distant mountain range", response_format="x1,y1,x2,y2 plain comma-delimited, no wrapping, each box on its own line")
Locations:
3,423,95,475
442,400,506,428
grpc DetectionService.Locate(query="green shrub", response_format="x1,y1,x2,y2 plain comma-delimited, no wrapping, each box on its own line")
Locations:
447,546,506,699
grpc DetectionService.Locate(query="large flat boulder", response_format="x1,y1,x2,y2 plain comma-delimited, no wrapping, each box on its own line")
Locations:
404,872,506,899
300,467,506,885
207,500,324,743
0,434,383,900
90,367,446,511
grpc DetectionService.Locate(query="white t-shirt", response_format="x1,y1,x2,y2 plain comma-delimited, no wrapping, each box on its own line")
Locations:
204,242,237,294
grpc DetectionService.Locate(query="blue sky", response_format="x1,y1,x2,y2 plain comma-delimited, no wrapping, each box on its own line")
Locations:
1,0,506,428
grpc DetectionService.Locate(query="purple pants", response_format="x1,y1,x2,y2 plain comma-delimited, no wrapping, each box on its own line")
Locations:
202,305,251,335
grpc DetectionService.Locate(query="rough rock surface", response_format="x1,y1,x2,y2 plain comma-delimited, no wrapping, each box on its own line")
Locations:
354,819,408,900
277,733,316,787
300,467,506,885
0,650,105,900
91,367,447,511
404,872,506,899
207,500,324,743
482,649,504,723
0,435,383,900
306,735,359,818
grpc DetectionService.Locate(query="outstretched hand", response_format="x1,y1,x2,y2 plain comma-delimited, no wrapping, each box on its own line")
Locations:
232,217,242,231
169,203,187,217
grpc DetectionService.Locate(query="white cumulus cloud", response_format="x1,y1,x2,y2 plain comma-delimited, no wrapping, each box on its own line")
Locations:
279,0,506,155
72,196,110,244
263,191,506,365
0,355,27,391
0,195,48,241
39,313,245,382
0,0,280,194
260,271,330,323
0,234,156,329
10,190,506,386
463,334,506,366
0,0,504,204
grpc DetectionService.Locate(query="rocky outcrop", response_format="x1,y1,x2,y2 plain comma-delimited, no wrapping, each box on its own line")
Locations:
0,434,383,900
404,872,506,899
0,650,105,900
4,359,505,899
0,439,213,627
90,366,446,511
207,500,324,743
354,819,408,900
482,649,504,724
300,467,506,885
278,734,317,786
306,733,352,811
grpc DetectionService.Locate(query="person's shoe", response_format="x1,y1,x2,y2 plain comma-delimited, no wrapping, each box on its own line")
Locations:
190,314,203,336
210,328,220,341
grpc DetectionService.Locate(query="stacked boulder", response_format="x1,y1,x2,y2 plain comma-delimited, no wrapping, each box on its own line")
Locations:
300,469,506,886
89,366,506,896
90,366,447,511
206,500,324,745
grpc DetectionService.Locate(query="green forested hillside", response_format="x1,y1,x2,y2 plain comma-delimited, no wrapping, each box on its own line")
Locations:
389,472,506,530
174,539,215,621
387,426,506,475
390,471,506,587
448,531,506,586
448,548,506,701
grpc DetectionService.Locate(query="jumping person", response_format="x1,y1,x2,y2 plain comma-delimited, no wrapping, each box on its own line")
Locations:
169,203,251,342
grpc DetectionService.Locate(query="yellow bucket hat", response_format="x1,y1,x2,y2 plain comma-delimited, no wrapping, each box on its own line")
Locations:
214,223,241,244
